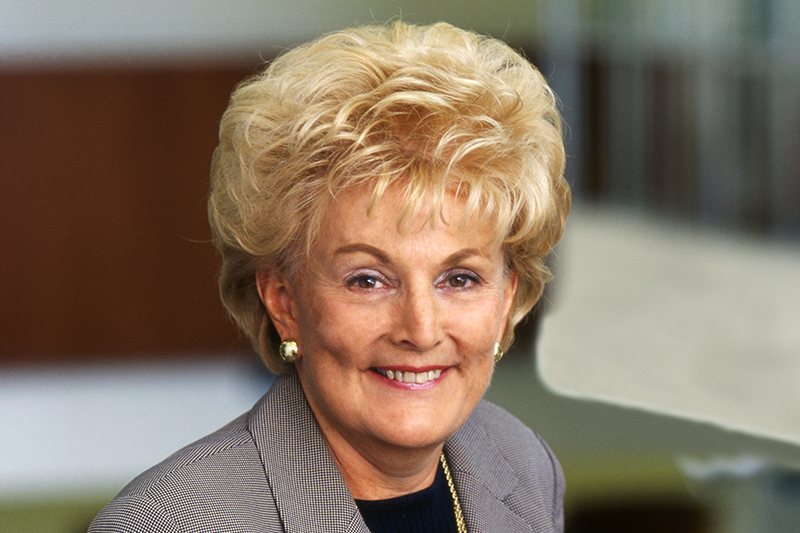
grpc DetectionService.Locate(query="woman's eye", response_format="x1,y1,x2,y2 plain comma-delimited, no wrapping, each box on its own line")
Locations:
449,275,469,287
348,275,383,289
446,273,478,288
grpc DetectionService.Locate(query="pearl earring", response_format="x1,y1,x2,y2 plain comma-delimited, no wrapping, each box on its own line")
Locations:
279,340,298,363
494,343,504,363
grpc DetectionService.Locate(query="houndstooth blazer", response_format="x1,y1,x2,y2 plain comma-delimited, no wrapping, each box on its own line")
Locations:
89,371,564,533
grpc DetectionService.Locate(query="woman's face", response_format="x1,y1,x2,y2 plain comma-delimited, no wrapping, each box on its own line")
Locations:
260,186,516,459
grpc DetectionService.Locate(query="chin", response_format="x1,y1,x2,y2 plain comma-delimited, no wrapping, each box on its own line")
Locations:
381,434,448,453
372,418,459,452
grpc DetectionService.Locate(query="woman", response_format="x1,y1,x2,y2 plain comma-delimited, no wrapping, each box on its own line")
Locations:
90,21,570,533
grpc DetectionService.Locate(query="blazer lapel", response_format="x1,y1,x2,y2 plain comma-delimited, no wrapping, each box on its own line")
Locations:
246,375,541,533
446,408,535,533
247,372,371,533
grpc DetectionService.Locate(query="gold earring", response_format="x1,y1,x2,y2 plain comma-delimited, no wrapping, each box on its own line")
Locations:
279,340,298,363
494,343,504,363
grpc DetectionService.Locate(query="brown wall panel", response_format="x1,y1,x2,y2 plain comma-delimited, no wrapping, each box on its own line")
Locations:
1,65,259,363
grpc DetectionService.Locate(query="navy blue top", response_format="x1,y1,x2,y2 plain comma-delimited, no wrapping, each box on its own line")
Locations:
355,462,458,533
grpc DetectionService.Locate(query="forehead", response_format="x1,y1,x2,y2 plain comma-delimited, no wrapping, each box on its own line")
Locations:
316,185,489,249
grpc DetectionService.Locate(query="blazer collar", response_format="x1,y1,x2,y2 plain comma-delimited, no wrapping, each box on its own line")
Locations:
247,371,369,533
446,408,533,532
248,372,529,533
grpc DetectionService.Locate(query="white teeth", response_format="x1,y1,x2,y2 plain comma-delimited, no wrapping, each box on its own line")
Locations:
378,369,443,384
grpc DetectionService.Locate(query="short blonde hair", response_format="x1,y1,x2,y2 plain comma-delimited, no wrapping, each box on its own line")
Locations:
209,22,570,373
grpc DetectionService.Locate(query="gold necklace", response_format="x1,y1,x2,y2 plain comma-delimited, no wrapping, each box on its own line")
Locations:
440,453,467,533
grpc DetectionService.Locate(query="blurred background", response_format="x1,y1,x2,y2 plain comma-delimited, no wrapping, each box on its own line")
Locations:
2,0,799,531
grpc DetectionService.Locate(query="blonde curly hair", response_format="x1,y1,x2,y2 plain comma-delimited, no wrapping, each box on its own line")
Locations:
208,21,571,373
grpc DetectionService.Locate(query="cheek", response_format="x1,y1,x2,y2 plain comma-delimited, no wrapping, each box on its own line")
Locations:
452,293,507,332
296,295,384,362
443,301,506,365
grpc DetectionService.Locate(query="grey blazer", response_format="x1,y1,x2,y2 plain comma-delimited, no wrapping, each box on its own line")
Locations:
89,371,564,533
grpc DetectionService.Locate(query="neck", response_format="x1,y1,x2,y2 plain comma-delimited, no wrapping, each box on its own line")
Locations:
320,426,443,500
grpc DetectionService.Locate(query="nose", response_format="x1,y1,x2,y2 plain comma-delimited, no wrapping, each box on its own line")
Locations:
390,283,442,351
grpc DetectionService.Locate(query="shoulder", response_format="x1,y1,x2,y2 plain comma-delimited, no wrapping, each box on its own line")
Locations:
89,411,281,532
469,400,559,466
465,400,565,531
470,400,564,487
116,414,256,496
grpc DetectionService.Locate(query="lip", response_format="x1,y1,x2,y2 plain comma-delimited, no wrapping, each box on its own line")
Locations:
370,366,450,389
374,365,449,373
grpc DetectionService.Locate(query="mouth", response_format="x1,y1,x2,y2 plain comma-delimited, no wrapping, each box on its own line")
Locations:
372,367,443,385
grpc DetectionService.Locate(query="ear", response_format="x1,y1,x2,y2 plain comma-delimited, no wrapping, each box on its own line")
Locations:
255,267,301,342
499,270,519,342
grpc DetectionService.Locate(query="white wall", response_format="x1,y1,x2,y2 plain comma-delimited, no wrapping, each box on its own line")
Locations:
0,0,544,64
0,358,274,499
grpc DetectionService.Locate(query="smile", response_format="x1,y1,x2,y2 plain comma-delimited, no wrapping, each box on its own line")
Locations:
373,368,443,384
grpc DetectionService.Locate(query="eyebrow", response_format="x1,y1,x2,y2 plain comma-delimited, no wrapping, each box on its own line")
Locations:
442,248,487,268
333,244,392,265
333,244,489,268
